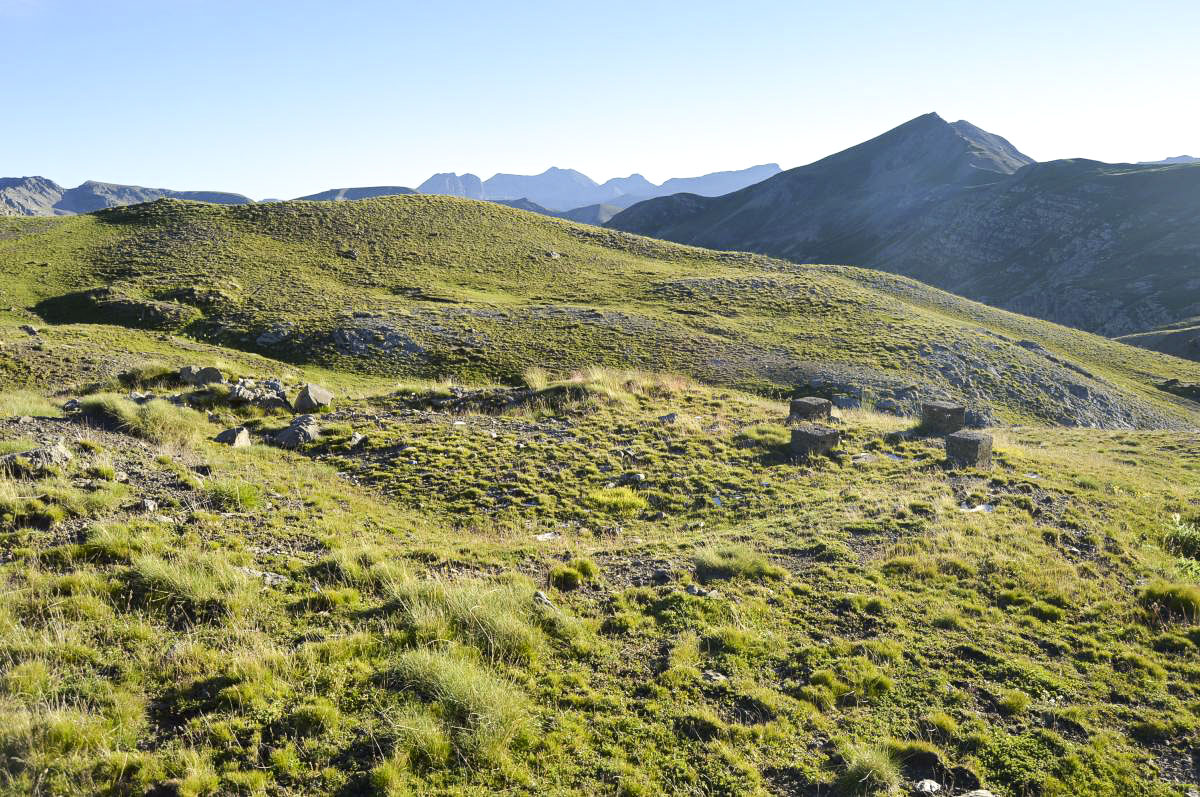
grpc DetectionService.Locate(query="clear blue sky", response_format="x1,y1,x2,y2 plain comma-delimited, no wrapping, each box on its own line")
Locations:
3,0,1196,199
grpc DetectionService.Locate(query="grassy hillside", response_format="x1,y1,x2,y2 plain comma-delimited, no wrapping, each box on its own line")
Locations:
1118,318,1200,364
1,197,1199,795
1,195,1199,429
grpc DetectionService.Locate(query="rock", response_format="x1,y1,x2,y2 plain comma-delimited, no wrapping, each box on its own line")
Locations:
255,323,294,347
139,498,158,513
946,430,993,469
921,401,966,434
347,432,367,449
272,416,322,449
658,412,679,424
913,779,941,794
788,396,833,423
875,397,903,415
959,791,996,797
16,415,32,424
228,379,291,412
62,398,81,412
534,590,557,610
18,324,39,336
790,425,840,458
0,439,72,473
215,426,251,447
294,384,333,413
179,365,223,386
339,248,358,260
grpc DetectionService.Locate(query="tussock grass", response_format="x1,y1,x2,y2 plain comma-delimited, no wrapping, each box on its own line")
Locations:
1141,580,1200,622
204,479,263,511
0,390,63,418
78,394,211,446
693,544,785,583
123,550,255,622
387,647,527,764
385,578,541,665
585,486,647,516
834,740,902,795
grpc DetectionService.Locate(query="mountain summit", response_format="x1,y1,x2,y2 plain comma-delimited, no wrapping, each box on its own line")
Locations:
608,113,1200,337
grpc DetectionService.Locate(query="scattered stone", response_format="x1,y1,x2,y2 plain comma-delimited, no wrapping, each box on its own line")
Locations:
339,248,359,260
959,791,996,797
534,590,557,610
535,532,559,542
651,568,673,584
294,383,333,414
0,439,72,473
790,425,840,458
215,426,251,447
959,502,995,514
921,401,966,434
19,324,39,336
62,398,81,412
788,396,833,423
658,412,678,424
946,430,993,468
851,453,876,464
16,415,32,424
139,498,158,513
618,472,646,486
272,415,322,449
702,669,728,684
347,432,368,449
913,779,941,794
237,566,287,587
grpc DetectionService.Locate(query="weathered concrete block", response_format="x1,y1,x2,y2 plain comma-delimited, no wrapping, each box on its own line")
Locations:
946,430,992,468
921,401,966,434
791,425,840,458
788,396,832,423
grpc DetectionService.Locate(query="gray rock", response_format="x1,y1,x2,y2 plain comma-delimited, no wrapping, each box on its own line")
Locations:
139,498,158,513
959,791,996,797
791,425,840,458
179,365,224,386
19,324,39,336
0,439,72,473
946,430,993,469
255,323,294,347
294,384,333,414
658,412,679,424
215,426,251,447
347,432,367,449
913,779,941,794
228,379,291,412
788,396,832,423
875,397,903,415
921,401,966,434
273,416,322,449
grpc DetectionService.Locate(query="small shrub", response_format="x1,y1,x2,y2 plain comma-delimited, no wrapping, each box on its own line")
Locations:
997,689,1031,716
1141,581,1200,622
585,486,647,517
693,544,784,583
1165,515,1200,560
550,565,582,591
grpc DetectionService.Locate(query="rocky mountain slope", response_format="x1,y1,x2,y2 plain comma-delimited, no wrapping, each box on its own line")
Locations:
1118,317,1200,362
607,114,1200,338
2,195,1198,432
295,186,417,202
0,176,252,216
1,195,1199,795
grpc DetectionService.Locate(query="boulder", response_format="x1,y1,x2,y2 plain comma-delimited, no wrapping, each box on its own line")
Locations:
273,416,322,449
921,401,966,434
179,365,224,386
294,384,333,413
215,426,251,447
0,439,72,474
255,323,294,347
790,425,840,458
228,379,291,412
788,396,832,423
946,430,992,468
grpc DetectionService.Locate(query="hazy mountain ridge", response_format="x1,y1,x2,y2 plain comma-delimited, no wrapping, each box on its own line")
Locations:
0,176,253,216
608,113,1200,337
419,163,783,211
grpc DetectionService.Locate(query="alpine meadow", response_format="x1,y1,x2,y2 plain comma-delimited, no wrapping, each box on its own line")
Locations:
2,2,1199,796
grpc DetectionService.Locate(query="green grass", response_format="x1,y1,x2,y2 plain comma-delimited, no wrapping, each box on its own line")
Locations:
693,544,785,583
77,394,212,446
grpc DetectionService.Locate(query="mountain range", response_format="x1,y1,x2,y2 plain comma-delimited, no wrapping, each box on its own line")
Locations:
1,164,782,222
416,164,782,211
607,113,1200,341
0,176,251,216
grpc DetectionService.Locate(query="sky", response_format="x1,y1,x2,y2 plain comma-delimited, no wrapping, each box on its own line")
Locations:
2,0,1197,199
